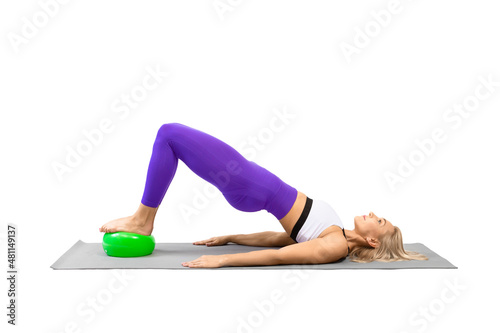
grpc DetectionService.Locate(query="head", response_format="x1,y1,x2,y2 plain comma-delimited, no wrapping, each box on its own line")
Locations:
353,211,395,248
349,212,428,263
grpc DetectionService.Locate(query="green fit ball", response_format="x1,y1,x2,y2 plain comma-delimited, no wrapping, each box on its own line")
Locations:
102,232,155,257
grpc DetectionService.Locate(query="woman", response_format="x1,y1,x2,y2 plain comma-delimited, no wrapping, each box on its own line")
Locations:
99,123,427,268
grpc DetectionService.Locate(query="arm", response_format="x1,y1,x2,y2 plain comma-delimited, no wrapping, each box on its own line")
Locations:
221,237,348,267
230,231,296,247
276,237,348,265
182,233,347,268
182,249,281,268
222,249,281,267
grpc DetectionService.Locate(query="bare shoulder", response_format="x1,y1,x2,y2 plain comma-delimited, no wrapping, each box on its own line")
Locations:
318,227,349,256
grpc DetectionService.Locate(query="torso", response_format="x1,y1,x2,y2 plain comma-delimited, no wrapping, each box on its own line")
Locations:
279,191,343,240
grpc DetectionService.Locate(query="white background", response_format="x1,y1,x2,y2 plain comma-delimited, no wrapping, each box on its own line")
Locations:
1,0,499,332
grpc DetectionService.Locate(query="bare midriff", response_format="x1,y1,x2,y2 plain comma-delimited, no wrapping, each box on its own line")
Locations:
279,191,341,239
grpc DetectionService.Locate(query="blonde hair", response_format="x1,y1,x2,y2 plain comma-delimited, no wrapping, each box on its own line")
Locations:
348,226,428,263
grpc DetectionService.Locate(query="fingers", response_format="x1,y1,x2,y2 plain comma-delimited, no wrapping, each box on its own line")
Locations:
182,255,215,268
182,259,200,267
182,262,197,267
193,238,216,246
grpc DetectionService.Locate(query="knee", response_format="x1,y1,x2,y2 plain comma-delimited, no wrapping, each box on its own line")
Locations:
156,122,185,142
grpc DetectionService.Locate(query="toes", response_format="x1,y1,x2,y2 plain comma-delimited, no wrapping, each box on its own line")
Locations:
100,226,111,233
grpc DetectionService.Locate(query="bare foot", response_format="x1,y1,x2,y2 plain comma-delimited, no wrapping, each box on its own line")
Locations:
100,204,158,235
99,215,154,235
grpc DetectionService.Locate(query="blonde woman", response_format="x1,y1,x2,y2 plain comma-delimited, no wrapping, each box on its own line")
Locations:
99,123,427,268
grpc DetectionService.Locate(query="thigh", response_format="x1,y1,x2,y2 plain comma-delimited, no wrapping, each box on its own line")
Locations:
220,161,282,213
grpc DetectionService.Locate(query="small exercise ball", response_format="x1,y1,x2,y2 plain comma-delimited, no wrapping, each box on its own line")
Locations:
102,232,155,257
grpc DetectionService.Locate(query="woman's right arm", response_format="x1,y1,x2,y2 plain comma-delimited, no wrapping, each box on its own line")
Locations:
194,231,296,247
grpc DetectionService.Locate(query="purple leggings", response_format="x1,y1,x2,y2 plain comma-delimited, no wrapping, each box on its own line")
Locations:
141,123,298,220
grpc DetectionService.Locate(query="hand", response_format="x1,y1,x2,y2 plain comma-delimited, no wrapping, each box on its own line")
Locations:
182,255,226,268
193,235,230,247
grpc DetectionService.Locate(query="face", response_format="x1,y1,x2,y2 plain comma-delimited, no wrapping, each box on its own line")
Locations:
353,211,395,243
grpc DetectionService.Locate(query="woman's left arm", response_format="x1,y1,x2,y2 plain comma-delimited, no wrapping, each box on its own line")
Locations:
181,237,347,268
181,249,280,268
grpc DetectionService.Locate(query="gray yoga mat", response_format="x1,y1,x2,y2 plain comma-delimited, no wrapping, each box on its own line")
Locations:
51,241,457,270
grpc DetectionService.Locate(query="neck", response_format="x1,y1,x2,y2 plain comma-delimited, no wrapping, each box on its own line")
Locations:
344,229,369,252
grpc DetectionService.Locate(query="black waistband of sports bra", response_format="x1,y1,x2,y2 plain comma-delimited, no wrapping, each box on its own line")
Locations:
290,197,313,242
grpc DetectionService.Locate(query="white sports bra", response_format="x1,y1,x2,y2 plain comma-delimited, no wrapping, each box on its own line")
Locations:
290,197,345,243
